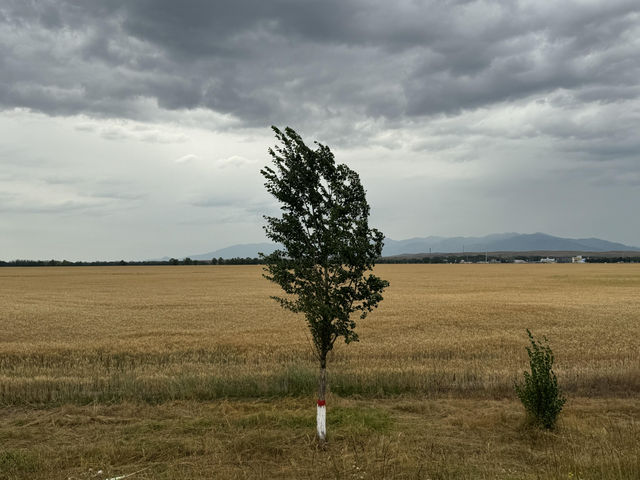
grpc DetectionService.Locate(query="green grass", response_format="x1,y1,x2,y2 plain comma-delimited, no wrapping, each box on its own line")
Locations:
0,449,40,480
2,358,638,407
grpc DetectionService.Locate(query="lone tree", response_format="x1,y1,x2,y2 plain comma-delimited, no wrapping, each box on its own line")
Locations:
260,126,389,441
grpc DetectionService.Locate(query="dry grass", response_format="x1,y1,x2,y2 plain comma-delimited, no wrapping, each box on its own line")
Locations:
1,264,639,478
1,398,638,479
1,265,638,402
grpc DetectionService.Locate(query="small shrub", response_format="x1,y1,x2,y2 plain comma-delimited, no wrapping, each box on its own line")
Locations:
515,329,566,429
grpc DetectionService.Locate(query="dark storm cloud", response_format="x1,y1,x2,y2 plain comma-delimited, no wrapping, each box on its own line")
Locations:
1,0,638,129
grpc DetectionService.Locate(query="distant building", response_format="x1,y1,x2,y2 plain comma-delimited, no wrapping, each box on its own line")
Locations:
540,257,556,263
572,255,586,263
514,259,527,264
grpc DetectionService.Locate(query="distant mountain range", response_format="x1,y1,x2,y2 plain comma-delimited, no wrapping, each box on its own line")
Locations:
188,243,277,261
184,233,639,259
382,233,639,256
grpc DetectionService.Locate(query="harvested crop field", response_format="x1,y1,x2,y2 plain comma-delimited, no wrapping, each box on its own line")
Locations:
1,264,639,479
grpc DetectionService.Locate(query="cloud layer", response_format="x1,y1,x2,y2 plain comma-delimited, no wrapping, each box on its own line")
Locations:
1,1,639,258
2,1,638,130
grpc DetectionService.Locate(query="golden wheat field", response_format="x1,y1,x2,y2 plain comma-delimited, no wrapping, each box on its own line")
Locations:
1,264,639,479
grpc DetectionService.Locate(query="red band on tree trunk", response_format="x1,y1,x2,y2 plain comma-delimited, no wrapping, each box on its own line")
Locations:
317,400,326,406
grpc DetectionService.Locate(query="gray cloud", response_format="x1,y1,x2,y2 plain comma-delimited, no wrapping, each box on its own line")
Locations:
1,0,640,258
2,0,638,130
0,190,107,214
189,195,240,208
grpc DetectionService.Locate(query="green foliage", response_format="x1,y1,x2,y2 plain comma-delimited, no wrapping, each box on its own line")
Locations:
515,329,566,429
260,126,389,367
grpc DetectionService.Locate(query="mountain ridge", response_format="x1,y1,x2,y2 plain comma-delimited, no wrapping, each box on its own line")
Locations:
184,233,640,259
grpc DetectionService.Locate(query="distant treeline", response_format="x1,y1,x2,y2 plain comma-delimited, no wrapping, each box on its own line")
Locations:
0,257,263,267
585,256,640,263
2,255,639,267
379,255,640,263
378,255,495,264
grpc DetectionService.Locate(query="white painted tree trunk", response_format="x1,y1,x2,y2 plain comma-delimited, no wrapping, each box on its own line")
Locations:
317,366,327,441
317,400,326,440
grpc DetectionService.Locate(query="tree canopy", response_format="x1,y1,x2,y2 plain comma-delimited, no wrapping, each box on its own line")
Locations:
260,126,389,368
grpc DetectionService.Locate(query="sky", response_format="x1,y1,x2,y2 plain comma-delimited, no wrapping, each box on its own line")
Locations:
1,0,639,261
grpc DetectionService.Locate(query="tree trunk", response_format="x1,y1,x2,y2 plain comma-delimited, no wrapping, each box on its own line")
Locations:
317,366,327,441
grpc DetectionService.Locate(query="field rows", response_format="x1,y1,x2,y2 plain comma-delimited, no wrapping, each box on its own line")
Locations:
0,265,638,404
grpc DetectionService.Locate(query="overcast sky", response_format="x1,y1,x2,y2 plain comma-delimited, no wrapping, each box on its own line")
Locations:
2,0,639,260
